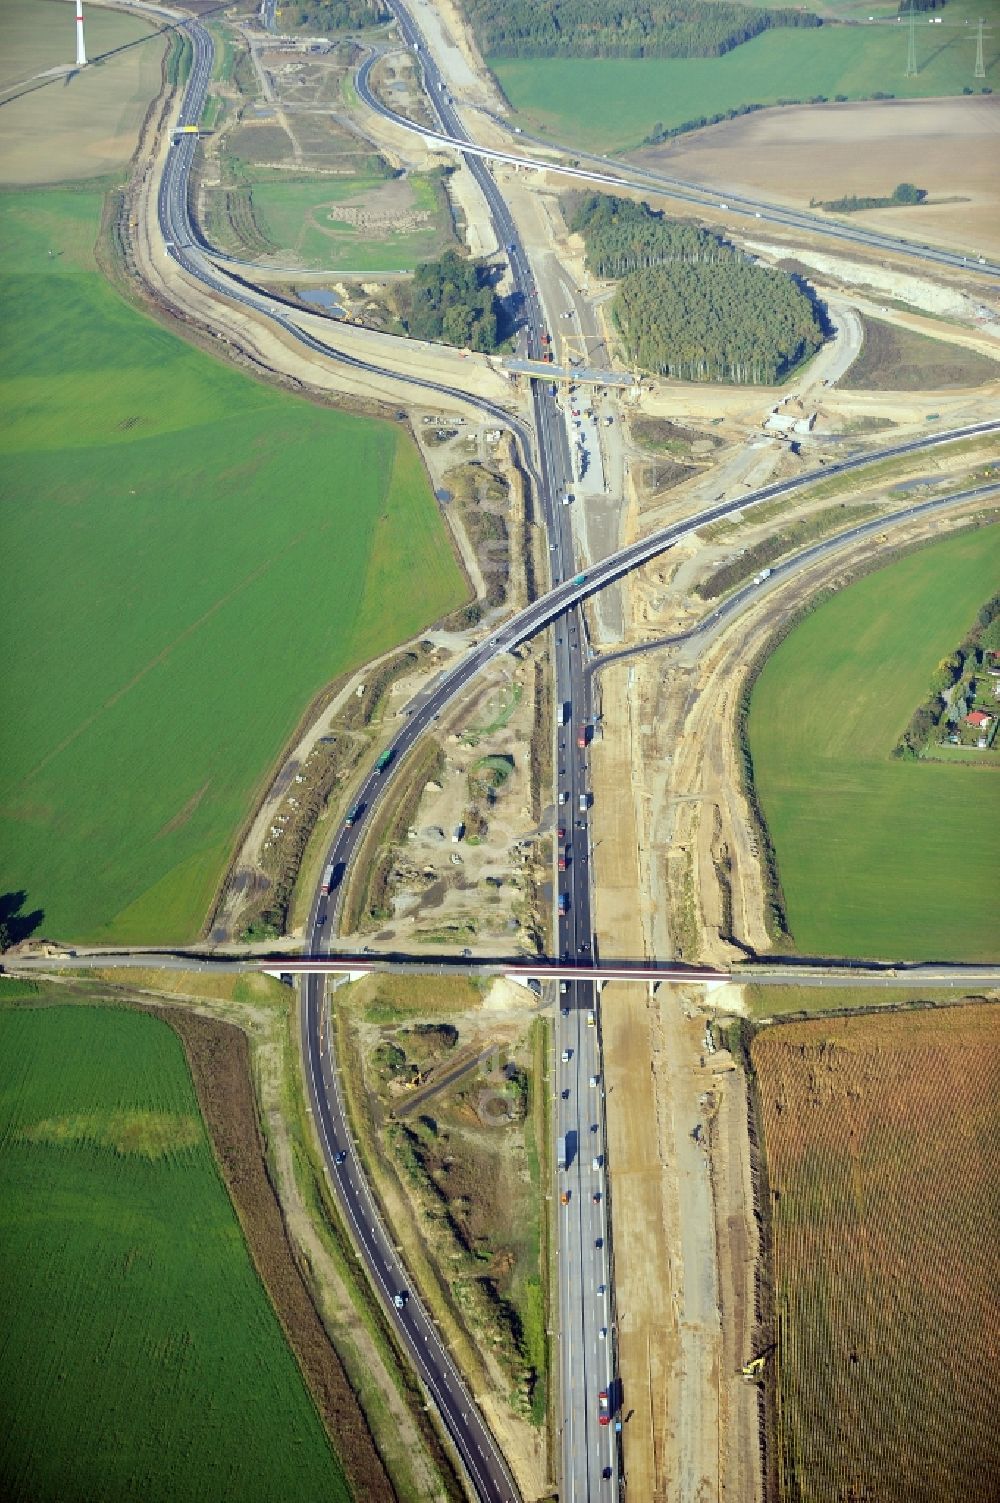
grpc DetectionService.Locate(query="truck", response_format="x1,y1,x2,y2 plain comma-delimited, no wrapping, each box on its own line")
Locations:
345,802,364,827
375,749,394,773
579,792,588,814
558,892,570,915
573,573,587,586
577,723,588,750
598,1390,611,1426
557,1135,568,1170
557,700,569,727
320,861,336,895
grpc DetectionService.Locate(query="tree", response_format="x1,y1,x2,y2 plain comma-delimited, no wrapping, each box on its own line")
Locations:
892,182,926,205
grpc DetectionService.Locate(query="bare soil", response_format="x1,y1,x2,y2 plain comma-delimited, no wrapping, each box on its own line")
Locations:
334,974,551,1497
630,97,1000,258
842,312,1000,390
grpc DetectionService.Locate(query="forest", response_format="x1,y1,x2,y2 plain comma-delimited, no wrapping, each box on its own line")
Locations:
459,0,819,60
571,196,823,383
293,0,390,31
397,250,502,352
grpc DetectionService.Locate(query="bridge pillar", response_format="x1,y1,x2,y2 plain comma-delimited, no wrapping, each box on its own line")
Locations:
503,973,540,994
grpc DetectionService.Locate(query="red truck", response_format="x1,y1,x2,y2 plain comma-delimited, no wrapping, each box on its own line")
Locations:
577,723,588,750
598,1390,611,1426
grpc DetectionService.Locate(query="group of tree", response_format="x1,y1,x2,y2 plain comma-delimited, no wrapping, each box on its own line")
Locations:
459,0,819,60
294,0,390,32
815,182,927,214
894,589,1000,758
397,250,502,353
571,195,823,384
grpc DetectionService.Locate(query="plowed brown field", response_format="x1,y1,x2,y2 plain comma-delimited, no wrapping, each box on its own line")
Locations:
752,1004,1000,1503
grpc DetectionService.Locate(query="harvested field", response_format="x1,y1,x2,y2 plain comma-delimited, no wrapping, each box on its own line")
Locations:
631,96,1000,257
0,1002,352,1501
841,314,1000,391
0,0,166,185
753,1004,1000,1503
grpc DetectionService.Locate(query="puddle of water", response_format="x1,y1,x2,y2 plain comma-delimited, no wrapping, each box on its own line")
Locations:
298,289,343,314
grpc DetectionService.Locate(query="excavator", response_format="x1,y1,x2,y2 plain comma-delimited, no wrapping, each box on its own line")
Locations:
740,1343,775,1379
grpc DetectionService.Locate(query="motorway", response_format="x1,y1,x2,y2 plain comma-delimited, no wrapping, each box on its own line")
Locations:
140,9,998,1500
587,480,1000,676
354,52,1000,282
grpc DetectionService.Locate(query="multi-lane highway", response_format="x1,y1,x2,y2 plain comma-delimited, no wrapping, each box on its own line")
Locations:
354,51,1000,282
141,8,999,1499
297,973,520,1502
587,480,1000,676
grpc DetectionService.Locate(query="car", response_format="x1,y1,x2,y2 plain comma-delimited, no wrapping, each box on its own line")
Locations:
587,1010,595,1027
590,1074,599,1088
561,1006,569,1018
599,1327,607,1340
558,791,568,805
591,1122,599,1134
557,826,566,841
597,1284,606,1295
560,1189,570,1205
603,1466,613,1479
334,1150,347,1165
562,1087,570,1099
592,1191,601,1204
561,1048,572,1063
559,981,568,994
592,1156,601,1171
598,1389,611,1426
596,1237,604,1249
393,1291,407,1309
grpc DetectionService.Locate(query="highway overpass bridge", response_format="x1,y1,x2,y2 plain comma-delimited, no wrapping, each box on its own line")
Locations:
6,952,999,990
504,358,634,387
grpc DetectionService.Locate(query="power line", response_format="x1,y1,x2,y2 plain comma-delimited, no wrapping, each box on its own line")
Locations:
905,0,918,78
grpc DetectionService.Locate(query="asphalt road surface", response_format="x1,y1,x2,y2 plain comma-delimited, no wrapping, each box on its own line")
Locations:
587,480,1000,676
134,6,1000,1497
354,56,1000,282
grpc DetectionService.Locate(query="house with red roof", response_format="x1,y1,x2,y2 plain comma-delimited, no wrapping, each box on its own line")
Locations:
966,710,992,728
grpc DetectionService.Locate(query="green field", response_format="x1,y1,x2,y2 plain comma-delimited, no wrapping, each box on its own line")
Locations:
492,20,997,153
749,526,1000,962
250,174,454,272
0,187,466,941
0,1003,348,1502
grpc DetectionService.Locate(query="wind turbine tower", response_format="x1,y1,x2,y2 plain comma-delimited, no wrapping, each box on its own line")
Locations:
75,0,87,68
